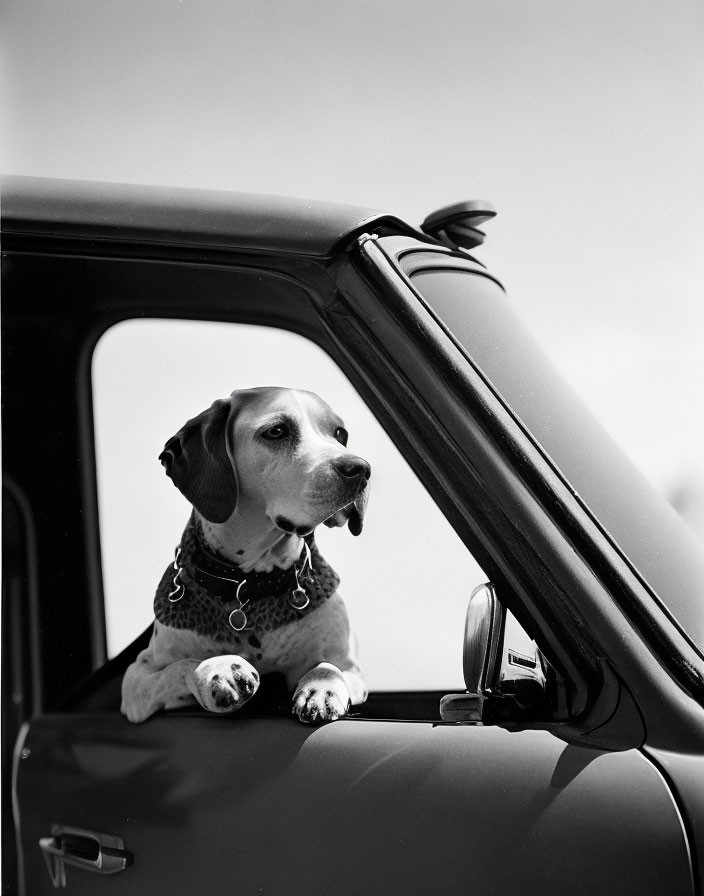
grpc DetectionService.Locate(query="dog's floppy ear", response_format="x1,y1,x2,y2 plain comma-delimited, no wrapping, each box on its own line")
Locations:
159,397,238,523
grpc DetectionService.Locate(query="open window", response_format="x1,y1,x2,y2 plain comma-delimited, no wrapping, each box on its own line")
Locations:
87,318,493,718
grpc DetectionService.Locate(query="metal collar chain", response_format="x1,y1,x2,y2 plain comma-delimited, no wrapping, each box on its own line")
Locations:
167,547,185,603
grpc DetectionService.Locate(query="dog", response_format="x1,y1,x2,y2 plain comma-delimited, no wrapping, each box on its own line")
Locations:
121,386,370,725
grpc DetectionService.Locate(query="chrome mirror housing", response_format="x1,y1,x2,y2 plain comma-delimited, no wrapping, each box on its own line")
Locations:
440,583,546,723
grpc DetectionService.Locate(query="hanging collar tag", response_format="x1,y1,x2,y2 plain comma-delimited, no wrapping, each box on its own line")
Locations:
228,579,249,631
289,541,312,610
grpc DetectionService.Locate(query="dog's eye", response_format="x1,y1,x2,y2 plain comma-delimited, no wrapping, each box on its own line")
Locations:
334,427,348,446
262,424,289,441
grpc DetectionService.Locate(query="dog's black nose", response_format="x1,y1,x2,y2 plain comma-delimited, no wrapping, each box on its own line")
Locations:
334,456,371,481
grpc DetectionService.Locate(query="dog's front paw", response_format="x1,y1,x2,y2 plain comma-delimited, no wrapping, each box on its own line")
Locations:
190,655,260,714
292,663,351,724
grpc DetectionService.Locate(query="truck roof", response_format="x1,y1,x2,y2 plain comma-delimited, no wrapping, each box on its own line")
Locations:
1,175,415,258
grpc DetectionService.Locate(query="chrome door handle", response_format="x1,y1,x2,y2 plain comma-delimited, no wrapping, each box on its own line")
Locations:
39,825,131,888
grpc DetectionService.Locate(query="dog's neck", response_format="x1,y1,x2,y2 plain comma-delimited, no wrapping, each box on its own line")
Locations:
194,505,304,574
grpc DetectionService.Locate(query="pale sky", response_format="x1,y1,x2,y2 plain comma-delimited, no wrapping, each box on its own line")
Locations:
3,0,702,487
3,1,703,677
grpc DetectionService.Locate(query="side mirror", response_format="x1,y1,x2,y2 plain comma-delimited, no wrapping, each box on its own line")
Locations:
440,583,546,723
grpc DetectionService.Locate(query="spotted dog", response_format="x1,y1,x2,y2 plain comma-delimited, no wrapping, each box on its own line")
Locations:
121,387,370,724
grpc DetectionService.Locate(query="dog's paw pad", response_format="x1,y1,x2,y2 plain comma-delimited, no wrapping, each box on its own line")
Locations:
292,679,350,724
213,688,237,709
191,655,260,714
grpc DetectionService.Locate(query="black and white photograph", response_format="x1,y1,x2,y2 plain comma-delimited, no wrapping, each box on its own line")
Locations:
2,2,703,893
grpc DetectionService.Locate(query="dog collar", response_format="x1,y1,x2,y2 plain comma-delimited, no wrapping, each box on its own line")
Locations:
154,516,339,636
178,528,313,628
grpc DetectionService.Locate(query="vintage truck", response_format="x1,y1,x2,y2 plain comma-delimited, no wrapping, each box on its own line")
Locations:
3,176,703,894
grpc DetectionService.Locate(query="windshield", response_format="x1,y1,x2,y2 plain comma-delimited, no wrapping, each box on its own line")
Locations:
408,260,704,654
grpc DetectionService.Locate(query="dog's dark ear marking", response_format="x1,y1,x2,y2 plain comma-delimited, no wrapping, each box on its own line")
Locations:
159,398,238,523
348,488,369,537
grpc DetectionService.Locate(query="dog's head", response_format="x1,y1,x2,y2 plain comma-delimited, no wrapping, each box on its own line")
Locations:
159,387,370,536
